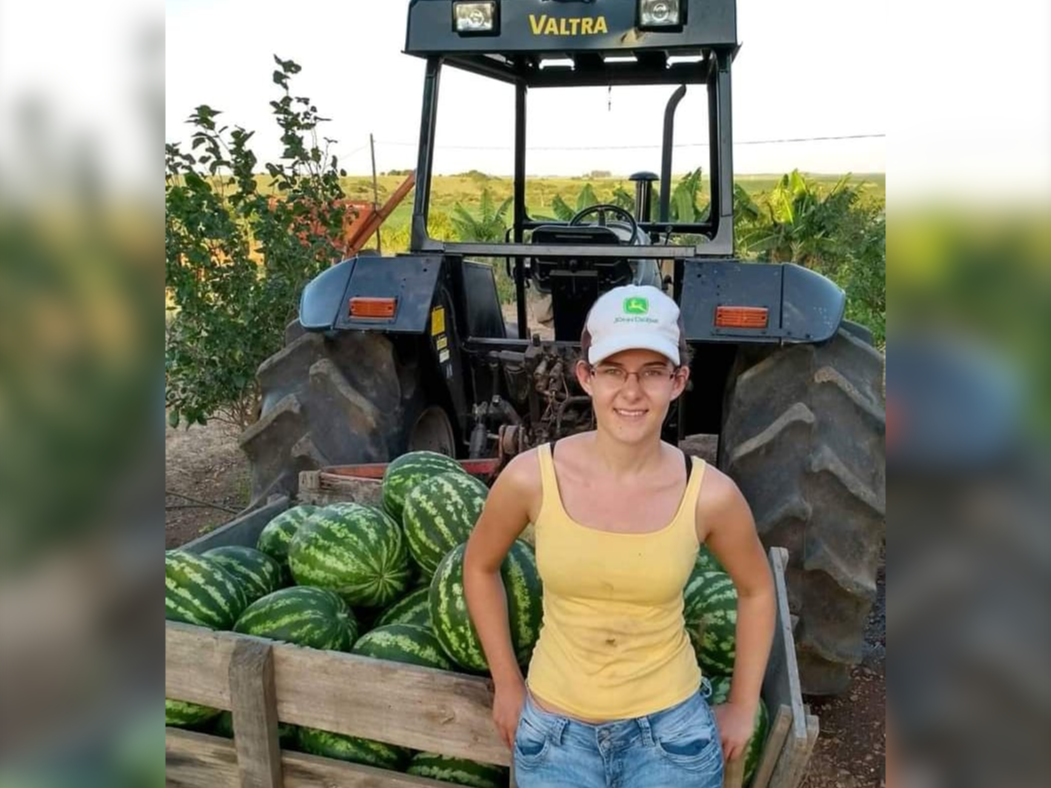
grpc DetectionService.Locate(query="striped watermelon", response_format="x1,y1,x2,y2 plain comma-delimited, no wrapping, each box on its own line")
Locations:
165,551,247,630
381,451,465,523
375,586,432,629
165,699,221,728
257,504,318,582
288,503,411,608
213,711,298,749
708,676,769,786
351,623,453,671
296,727,408,771
684,570,737,676
696,543,725,573
406,753,508,788
203,546,283,604
403,472,489,579
233,587,357,651
431,540,542,672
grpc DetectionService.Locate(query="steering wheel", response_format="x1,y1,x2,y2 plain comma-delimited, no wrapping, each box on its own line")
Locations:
569,203,639,245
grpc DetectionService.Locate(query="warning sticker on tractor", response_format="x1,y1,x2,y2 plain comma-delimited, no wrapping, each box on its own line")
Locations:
438,349,450,363
435,335,448,351
431,307,445,336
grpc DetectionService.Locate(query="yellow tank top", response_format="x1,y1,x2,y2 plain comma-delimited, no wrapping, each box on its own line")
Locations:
526,442,704,721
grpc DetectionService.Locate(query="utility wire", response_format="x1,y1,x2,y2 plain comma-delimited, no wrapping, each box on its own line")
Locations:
372,132,885,152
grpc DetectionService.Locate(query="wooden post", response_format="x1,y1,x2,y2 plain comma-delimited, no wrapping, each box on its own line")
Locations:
723,753,746,788
370,133,381,253
229,640,283,788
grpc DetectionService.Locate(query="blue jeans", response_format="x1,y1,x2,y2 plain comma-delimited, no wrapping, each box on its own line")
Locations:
513,686,724,787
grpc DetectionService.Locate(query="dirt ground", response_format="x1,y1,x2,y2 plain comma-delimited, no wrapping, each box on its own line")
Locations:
165,419,885,787
165,418,251,548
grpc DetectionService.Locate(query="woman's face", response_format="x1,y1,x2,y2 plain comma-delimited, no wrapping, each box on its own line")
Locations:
576,348,690,444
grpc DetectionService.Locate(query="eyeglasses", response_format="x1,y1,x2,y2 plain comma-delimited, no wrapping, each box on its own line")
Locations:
588,364,680,390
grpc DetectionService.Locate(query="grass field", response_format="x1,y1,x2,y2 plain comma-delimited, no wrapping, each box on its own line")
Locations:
257,171,885,229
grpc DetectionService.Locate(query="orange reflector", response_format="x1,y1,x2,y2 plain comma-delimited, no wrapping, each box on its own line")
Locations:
715,306,769,329
349,297,397,319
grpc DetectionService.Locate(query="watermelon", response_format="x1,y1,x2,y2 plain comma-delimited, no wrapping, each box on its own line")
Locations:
165,550,248,630
203,546,283,604
296,727,408,770
288,503,411,608
403,472,489,579
233,587,357,651
431,540,542,672
696,543,725,573
351,623,453,671
257,504,318,581
375,586,432,629
684,570,737,677
381,450,465,523
165,699,220,728
212,711,298,749
406,753,508,788
708,676,769,786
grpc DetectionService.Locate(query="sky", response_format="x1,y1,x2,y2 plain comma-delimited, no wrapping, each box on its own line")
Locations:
165,0,890,177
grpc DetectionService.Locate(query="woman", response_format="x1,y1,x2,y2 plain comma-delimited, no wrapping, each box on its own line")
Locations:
463,284,776,787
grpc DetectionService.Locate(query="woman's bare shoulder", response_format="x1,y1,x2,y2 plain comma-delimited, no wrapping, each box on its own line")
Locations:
695,463,750,520
494,446,543,496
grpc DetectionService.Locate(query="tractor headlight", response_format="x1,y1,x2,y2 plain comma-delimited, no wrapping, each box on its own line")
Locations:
454,1,497,33
639,0,682,28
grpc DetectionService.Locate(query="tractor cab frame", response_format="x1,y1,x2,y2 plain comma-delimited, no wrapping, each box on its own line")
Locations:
254,0,885,695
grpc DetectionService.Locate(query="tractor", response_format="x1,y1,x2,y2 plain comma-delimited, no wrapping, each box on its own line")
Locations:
239,0,885,695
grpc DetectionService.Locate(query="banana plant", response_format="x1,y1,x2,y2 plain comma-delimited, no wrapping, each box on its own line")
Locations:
450,187,513,242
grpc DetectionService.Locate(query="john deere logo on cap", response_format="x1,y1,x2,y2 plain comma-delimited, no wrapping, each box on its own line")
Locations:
623,297,649,315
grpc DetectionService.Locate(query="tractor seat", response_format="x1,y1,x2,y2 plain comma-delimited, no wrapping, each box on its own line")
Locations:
528,224,630,294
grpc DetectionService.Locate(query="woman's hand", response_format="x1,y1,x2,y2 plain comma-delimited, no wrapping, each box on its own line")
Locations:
492,680,527,750
712,701,757,762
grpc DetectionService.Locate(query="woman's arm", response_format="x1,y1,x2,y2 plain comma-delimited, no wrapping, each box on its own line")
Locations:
698,468,776,761
463,451,539,749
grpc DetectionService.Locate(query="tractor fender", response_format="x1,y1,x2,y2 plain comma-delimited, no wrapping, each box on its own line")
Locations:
680,259,845,344
299,254,444,334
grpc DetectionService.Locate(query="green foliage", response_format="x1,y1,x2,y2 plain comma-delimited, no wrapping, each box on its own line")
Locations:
575,183,599,212
165,56,349,429
448,189,515,304
449,188,513,243
735,170,885,344
547,194,575,222
842,211,886,344
611,186,635,212
670,168,706,222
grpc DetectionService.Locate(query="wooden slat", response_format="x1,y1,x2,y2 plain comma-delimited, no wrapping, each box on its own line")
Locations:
180,497,290,555
165,729,454,788
272,642,510,767
229,640,281,788
723,751,746,788
763,547,809,786
167,729,238,787
787,713,820,788
166,623,236,710
165,624,510,767
750,705,792,788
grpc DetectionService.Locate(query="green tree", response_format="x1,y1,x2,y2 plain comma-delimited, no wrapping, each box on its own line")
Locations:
165,56,350,429
741,170,861,274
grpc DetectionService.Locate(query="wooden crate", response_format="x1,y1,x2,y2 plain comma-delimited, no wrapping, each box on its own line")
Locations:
167,487,815,787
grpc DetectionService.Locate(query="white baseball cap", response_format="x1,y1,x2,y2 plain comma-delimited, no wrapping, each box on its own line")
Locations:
583,285,682,366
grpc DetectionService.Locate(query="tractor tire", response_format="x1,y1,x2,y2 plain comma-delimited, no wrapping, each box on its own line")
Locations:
719,327,886,695
239,326,454,508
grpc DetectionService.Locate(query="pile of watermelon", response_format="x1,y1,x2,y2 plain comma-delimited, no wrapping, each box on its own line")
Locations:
684,545,770,786
165,450,541,788
165,449,771,786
